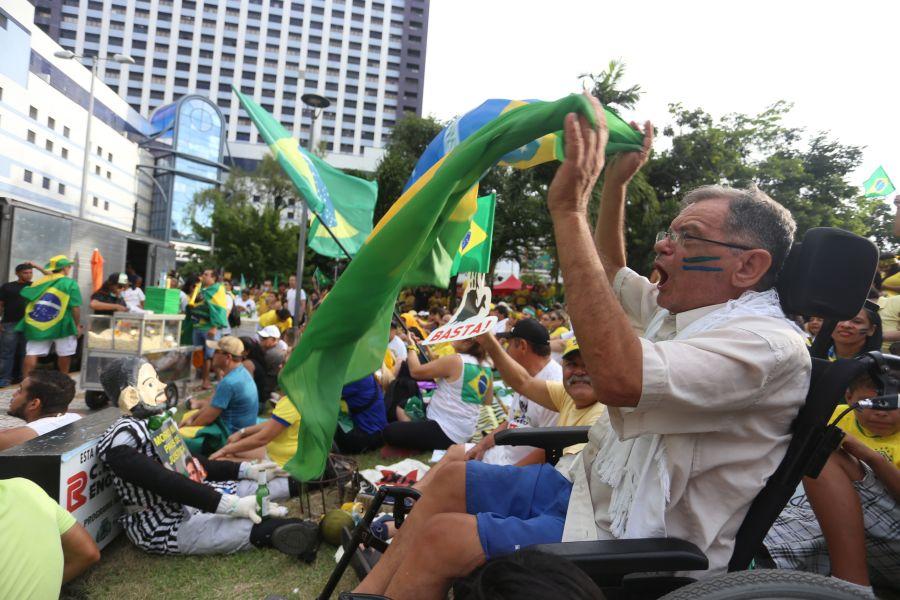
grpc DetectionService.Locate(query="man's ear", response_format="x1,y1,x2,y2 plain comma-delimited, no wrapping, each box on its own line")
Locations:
731,249,773,290
118,387,140,413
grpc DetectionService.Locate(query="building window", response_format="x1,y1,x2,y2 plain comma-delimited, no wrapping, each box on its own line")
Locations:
42,177,50,189
63,126,70,138
97,146,103,156
47,116,56,129
95,165,101,175
107,152,113,162
27,130,36,143
58,183,66,195
106,170,111,180
24,170,33,183
29,106,38,119
93,196,99,207
62,147,69,159
104,200,109,211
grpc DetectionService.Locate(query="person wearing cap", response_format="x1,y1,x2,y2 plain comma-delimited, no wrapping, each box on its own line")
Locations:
181,336,258,436
19,255,83,377
241,326,284,410
0,262,45,387
468,319,565,465
90,273,129,316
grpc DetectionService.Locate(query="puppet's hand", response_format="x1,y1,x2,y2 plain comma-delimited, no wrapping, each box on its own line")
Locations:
239,461,289,480
216,494,262,524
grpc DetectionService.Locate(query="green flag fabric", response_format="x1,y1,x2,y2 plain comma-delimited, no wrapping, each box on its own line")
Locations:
314,267,333,288
17,274,82,341
188,282,229,331
451,194,496,275
278,94,603,480
233,88,378,258
863,166,896,198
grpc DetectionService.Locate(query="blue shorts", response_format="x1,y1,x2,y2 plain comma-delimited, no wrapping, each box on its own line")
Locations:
193,328,221,359
465,461,573,560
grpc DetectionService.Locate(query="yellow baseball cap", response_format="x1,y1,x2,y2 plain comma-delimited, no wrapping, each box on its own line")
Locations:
45,255,74,271
562,338,580,359
206,335,245,356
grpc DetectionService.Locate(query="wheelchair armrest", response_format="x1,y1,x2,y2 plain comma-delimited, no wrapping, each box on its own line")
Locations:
531,538,708,586
494,426,590,449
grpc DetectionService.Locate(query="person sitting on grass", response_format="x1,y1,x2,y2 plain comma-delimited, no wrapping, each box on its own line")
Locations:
0,477,100,598
181,336,258,440
381,333,493,452
98,356,315,556
764,373,900,595
0,370,80,451
259,307,293,336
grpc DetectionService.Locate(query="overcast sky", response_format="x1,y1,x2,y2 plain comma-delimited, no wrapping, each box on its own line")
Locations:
421,0,898,200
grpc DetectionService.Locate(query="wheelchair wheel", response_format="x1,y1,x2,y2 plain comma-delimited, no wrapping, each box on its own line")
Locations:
659,570,871,599
164,383,179,409
84,390,109,410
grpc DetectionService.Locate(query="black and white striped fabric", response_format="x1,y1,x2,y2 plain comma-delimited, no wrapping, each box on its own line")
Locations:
97,416,235,555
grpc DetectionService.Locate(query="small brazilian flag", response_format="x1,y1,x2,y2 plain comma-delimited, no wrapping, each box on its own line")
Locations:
863,166,895,198
451,194,495,276
314,267,332,288
17,274,82,341
461,363,492,405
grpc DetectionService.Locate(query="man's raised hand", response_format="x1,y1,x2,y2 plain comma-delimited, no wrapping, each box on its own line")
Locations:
604,120,653,186
547,93,609,217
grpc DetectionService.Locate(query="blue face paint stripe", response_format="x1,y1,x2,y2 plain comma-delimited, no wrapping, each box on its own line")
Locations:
682,256,721,263
682,265,724,272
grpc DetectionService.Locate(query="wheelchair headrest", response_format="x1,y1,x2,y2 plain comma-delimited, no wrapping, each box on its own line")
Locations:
776,227,877,320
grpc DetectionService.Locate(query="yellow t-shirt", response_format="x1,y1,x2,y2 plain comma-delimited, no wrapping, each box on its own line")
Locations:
878,295,900,352
430,342,457,358
881,271,900,297
545,381,605,454
832,404,900,467
549,326,570,340
267,397,302,467
259,310,292,333
0,478,77,600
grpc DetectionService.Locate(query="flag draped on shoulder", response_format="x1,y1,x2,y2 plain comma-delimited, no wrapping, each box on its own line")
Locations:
279,94,632,481
863,166,895,198
451,193,495,275
233,88,378,258
17,273,82,340
189,282,229,329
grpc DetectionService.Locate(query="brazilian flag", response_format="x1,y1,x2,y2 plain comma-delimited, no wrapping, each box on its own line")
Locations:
863,166,895,198
451,194,495,275
460,363,492,405
17,274,82,341
188,282,229,331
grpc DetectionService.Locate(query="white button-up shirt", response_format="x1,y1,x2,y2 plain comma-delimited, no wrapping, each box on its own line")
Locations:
560,267,811,577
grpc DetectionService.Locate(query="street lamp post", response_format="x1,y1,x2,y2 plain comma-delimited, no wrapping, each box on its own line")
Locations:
53,51,136,220
293,92,331,336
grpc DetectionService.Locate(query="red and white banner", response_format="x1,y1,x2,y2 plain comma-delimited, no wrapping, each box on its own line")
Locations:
423,273,496,345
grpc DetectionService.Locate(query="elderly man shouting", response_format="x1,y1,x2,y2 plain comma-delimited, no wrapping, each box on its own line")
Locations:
353,96,810,600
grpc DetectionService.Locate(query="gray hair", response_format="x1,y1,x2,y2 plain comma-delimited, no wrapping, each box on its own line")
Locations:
681,185,796,290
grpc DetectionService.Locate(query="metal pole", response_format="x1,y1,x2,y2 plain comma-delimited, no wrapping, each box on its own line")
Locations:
292,111,316,339
78,60,97,219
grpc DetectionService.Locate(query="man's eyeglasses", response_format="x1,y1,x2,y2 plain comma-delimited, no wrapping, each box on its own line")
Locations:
655,229,753,252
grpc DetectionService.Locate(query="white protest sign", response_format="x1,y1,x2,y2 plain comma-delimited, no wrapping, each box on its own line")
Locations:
423,273,497,345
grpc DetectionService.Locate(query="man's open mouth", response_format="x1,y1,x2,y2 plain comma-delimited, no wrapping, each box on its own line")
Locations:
655,263,670,288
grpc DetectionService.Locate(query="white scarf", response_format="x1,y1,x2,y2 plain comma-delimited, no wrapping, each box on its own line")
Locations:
590,287,796,539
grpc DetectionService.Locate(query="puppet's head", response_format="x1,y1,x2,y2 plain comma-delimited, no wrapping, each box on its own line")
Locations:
100,357,166,418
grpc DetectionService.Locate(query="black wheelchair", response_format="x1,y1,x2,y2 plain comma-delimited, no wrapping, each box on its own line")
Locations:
323,228,889,599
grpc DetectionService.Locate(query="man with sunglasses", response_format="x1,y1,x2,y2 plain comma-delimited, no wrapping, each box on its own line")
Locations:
352,96,811,600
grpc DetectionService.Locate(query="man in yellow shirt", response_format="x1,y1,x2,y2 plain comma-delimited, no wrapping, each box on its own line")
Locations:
210,396,300,467
259,308,293,335
0,477,100,598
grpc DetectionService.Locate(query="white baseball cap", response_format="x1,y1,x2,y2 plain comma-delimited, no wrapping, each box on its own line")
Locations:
258,325,281,339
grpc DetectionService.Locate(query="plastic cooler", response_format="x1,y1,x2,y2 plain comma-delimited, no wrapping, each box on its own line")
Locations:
144,287,181,314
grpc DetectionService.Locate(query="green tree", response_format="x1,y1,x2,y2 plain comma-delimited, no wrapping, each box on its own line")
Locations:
373,113,444,221
580,60,642,111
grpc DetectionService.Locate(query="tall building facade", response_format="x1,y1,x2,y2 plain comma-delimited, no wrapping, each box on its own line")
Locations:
33,0,430,172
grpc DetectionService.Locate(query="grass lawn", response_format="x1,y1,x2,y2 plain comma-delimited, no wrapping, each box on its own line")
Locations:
61,448,431,599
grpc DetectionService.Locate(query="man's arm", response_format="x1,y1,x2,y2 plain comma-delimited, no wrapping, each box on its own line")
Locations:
61,522,101,583
477,333,554,410
209,419,286,460
0,426,38,451
183,404,223,427
594,121,653,285
842,435,900,501
71,307,82,333
547,97,643,408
